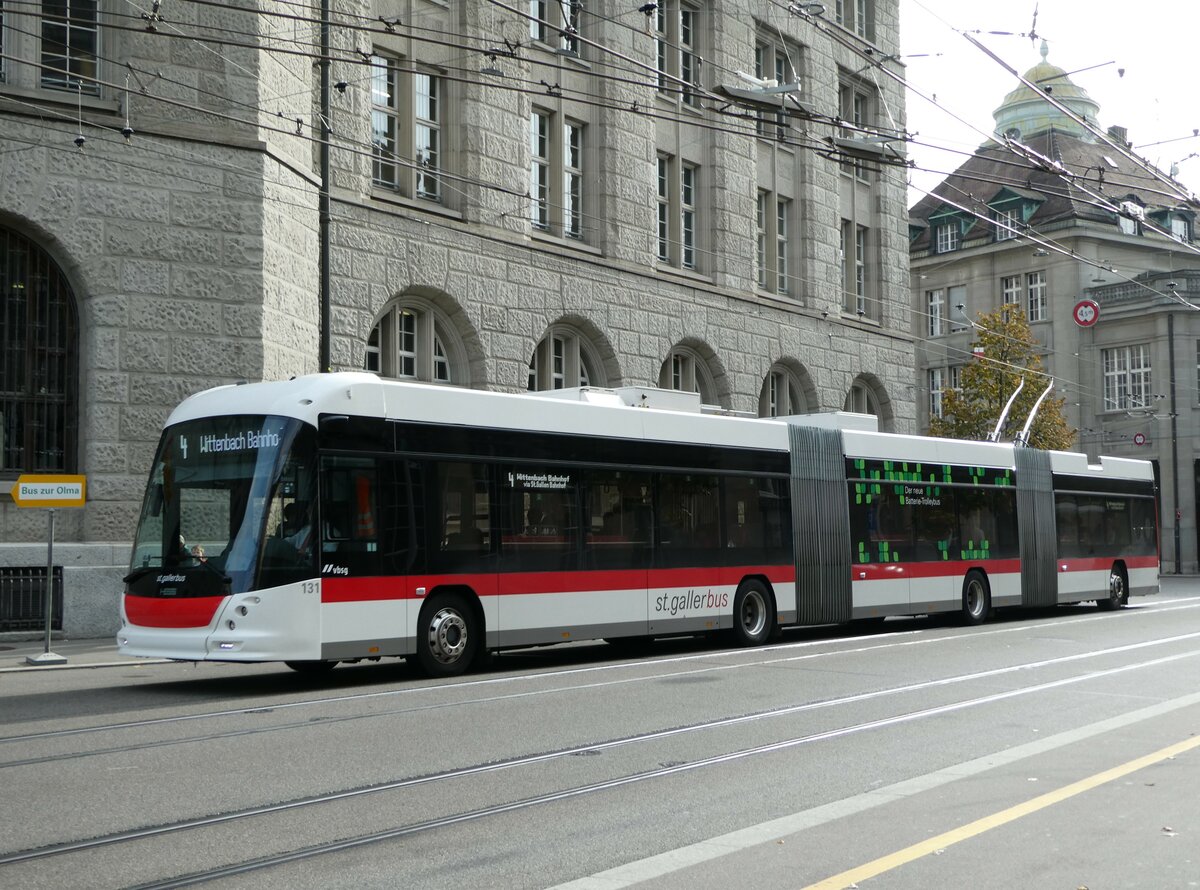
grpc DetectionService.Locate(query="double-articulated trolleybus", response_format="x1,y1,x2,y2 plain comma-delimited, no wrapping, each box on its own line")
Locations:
119,373,1159,676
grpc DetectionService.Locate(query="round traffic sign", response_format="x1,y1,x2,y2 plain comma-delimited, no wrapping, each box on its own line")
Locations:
1073,298,1100,327
1134,432,1146,446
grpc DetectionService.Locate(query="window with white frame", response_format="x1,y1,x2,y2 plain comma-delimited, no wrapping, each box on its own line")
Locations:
842,221,872,315
844,380,879,416
760,365,808,417
660,347,717,405
366,299,463,384
528,326,605,391
935,222,959,253
529,0,580,54
928,367,946,419
530,110,584,239
754,40,797,140
1171,216,1191,242
1102,344,1151,411
1001,274,1021,307
927,288,945,336
1026,270,1046,322
655,1,699,106
1,0,100,94
371,54,444,203
993,206,1019,241
839,81,873,180
947,284,966,329
834,0,873,39
756,191,791,295
1118,215,1139,236
657,154,699,270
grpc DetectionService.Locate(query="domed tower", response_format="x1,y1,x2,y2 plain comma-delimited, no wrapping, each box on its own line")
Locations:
991,40,1101,142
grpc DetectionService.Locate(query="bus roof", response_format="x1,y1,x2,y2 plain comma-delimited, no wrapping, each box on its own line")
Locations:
163,374,1154,481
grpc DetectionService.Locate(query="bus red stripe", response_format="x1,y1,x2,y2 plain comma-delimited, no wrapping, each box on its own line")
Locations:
124,594,224,628
321,565,796,603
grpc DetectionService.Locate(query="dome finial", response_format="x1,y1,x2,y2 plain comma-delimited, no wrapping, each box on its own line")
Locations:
1040,39,1049,62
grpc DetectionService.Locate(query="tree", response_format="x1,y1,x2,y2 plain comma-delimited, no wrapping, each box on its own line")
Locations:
930,303,1075,450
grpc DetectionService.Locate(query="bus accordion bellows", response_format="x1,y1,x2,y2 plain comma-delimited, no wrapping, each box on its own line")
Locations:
119,373,1159,677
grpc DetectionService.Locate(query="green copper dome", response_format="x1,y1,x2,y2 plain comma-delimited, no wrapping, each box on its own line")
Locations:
992,41,1100,142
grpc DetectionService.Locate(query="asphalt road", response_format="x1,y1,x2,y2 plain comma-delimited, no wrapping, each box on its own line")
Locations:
2,579,1199,889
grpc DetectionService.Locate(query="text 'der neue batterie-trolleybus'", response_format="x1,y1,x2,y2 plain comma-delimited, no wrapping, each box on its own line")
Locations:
119,373,1159,677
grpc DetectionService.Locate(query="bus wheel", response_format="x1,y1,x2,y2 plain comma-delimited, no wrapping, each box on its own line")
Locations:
732,580,774,646
284,660,338,674
1098,565,1128,611
961,570,991,626
417,592,479,677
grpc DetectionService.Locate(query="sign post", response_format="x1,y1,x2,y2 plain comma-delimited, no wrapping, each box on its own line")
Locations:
9,475,87,666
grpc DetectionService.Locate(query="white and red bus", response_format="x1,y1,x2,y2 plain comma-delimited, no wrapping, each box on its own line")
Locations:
119,373,1159,676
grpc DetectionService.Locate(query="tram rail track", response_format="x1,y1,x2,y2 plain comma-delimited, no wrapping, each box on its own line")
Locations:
4,631,1200,879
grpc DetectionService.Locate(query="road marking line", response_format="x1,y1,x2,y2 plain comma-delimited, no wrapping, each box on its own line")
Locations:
548,690,1200,890
802,733,1200,890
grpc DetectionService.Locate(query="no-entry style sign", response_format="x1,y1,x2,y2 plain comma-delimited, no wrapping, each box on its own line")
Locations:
9,475,87,508
1073,299,1100,327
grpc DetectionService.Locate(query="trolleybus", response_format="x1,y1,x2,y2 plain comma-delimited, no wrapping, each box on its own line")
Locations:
119,373,1159,676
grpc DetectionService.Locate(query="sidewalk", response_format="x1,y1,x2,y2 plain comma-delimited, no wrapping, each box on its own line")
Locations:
0,636,167,672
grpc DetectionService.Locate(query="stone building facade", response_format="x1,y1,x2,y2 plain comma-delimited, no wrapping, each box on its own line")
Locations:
910,44,1199,572
1,0,912,636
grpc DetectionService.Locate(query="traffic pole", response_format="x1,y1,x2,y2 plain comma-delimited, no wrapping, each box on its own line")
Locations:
26,507,67,666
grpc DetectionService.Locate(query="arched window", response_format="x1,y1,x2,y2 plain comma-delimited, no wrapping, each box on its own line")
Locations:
527,325,605,391
659,345,718,406
844,381,879,416
366,298,464,385
759,363,812,417
1,226,78,472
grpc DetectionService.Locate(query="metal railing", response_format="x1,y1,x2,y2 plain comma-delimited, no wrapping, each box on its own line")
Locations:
0,566,63,632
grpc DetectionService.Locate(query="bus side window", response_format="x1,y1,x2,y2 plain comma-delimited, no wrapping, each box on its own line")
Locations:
431,461,492,573
318,456,381,575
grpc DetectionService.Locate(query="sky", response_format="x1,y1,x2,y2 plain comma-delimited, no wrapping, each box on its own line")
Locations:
899,0,1200,207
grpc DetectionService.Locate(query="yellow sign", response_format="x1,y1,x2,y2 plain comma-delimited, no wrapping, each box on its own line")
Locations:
9,475,87,508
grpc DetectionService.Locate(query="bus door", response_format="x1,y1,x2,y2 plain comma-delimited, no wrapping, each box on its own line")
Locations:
583,469,651,640
426,461,498,644
317,455,414,658
497,465,586,645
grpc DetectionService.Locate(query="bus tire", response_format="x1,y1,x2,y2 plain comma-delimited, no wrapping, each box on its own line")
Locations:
416,592,479,677
1097,564,1128,611
284,660,338,674
732,580,774,646
961,570,990,626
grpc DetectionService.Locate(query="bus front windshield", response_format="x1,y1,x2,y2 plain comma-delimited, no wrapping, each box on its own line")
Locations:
129,415,317,595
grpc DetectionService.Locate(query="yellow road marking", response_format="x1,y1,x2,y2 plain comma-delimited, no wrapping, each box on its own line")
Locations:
803,734,1200,890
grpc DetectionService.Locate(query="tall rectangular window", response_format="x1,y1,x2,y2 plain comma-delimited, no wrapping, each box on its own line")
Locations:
1001,274,1021,306
657,155,671,262
655,2,699,104
1102,344,1151,411
397,310,417,378
854,225,867,314
530,111,550,230
776,198,790,294
371,56,399,188
41,0,99,94
414,72,440,201
928,367,946,419
681,163,696,269
1026,270,1046,322
756,191,768,288
564,121,582,238
370,54,445,204
927,288,945,336
530,0,580,53
530,111,584,240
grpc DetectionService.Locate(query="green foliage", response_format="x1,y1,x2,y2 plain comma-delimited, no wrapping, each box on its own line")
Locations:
929,304,1075,450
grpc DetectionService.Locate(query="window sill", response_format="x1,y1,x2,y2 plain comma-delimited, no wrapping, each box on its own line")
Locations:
369,189,463,222
0,82,119,117
654,264,713,286
530,230,601,257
